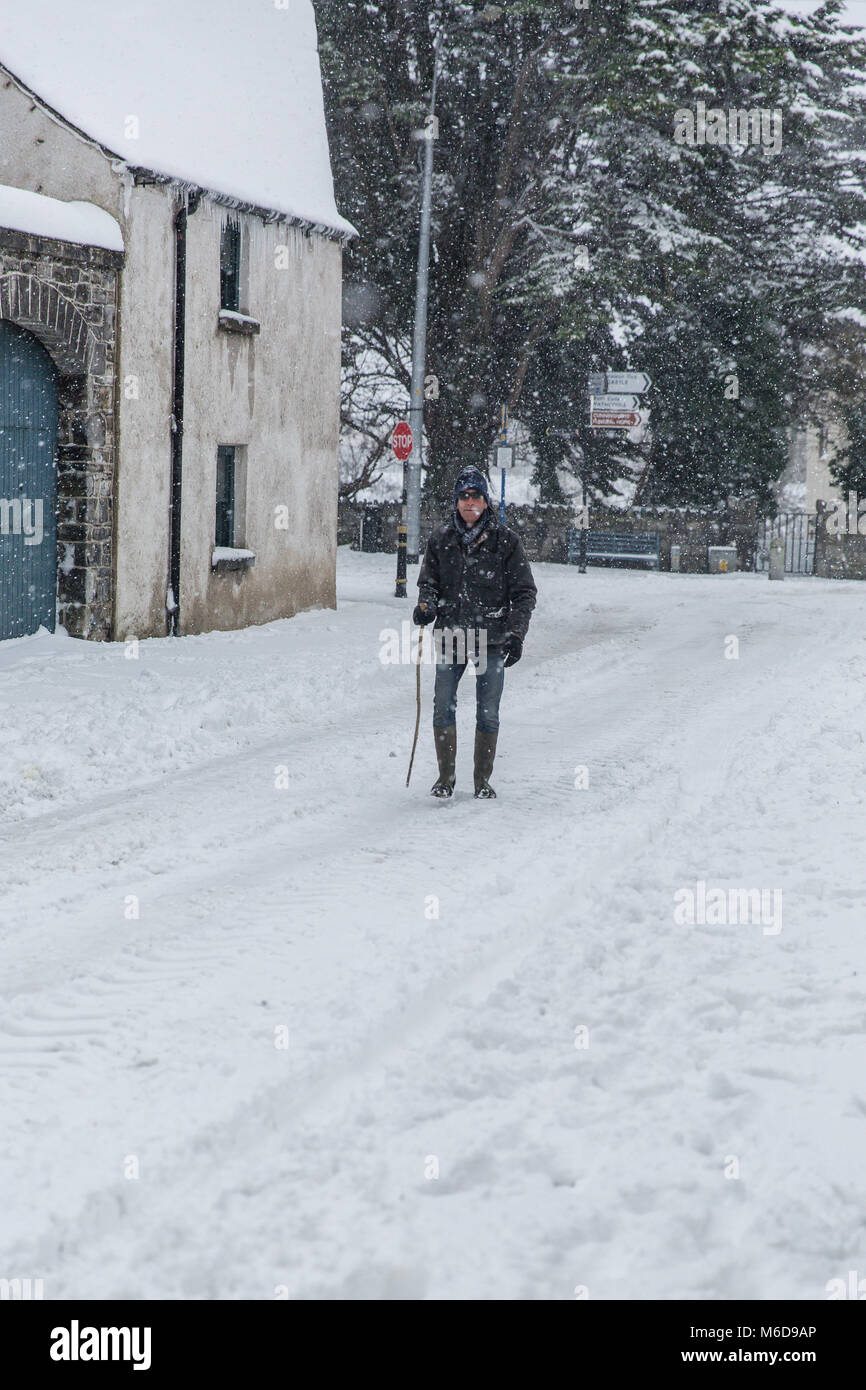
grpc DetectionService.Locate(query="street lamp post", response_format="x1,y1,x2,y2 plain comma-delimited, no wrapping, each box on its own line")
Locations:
406,32,443,564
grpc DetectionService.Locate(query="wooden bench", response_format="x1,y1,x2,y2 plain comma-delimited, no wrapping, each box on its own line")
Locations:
568,529,660,569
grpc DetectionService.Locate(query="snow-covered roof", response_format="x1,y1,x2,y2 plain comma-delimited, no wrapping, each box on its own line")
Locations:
0,183,123,250
0,0,356,239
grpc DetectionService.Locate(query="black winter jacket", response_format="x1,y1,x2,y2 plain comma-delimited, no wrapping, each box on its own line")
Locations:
417,511,537,647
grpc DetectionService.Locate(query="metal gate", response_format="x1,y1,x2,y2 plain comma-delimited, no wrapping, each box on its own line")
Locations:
756,512,816,575
0,321,58,639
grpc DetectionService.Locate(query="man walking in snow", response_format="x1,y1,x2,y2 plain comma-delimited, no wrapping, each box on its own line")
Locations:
413,466,537,799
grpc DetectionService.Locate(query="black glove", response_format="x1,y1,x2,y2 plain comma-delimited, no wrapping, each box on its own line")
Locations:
503,633,523,667
413,601,436,626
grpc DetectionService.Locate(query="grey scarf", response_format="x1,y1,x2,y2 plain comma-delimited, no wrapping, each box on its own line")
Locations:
455,507,491,550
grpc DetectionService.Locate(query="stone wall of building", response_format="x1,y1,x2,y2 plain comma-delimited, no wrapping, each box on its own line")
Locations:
0,226,122,638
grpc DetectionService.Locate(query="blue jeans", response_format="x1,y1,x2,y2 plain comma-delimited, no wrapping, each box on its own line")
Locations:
433,646,506,734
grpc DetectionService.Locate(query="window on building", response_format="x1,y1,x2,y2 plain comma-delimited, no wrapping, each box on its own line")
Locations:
220,218,242,312
215,445,236,547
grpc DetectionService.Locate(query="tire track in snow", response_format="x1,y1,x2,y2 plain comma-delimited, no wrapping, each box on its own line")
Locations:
2,573,862,1295
0,582,828,1295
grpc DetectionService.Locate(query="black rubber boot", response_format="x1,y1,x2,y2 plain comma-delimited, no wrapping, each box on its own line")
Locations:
431,726,456,798
474,729,498,798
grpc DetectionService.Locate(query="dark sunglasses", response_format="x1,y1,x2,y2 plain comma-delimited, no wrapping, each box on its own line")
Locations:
458,489,483,500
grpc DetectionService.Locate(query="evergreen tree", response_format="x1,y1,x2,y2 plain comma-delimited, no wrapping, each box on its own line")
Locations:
832,400,866,496
316,0,866,505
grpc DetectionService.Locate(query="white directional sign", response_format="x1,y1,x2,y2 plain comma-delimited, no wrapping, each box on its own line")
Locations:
604,372,651,394
590,394,640,411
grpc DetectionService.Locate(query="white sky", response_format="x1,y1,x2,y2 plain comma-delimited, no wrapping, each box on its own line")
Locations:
778,0,866,27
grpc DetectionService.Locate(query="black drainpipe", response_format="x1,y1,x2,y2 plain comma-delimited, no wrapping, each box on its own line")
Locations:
168,189,201,635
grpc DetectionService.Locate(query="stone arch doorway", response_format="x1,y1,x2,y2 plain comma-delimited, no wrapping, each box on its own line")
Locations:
0,247,119,642
0,320,59,638
0,272,95,376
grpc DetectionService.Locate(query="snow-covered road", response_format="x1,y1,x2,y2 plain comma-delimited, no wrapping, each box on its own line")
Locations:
1,549,865,1299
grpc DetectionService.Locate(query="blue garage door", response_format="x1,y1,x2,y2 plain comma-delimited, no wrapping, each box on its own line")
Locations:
0,321,59,639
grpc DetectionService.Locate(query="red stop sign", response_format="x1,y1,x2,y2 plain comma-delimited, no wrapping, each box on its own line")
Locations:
392,421,413,461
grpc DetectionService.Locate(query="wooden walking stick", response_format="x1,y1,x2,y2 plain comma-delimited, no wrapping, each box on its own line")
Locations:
406,625,424,787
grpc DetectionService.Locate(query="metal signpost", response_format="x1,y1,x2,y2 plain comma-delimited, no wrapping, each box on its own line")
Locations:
496,405,514,526
574,372,654,570
406,32,444,564
392,421,414,597
576,487,589,572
